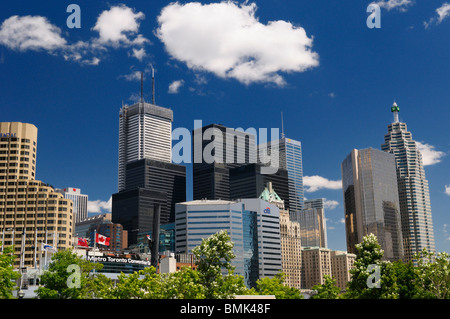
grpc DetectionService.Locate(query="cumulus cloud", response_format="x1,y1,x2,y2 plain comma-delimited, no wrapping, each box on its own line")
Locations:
168,80,185,94
156,1,319,86
303,175,342,193
416,141,445,166
424,3,450,28
131,47,146,61
0,5,149,65
92,5,148,47
0,15,66,51
323,199,339,210
445,185,450,196
88,197,112,214
374,0,414,11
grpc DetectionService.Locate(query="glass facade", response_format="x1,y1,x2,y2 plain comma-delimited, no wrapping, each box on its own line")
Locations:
381,120,435,261
258,137,304,216
341,148,404,261
175,199,281,288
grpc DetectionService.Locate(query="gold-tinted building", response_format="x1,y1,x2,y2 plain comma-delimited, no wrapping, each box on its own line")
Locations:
0,122,74,268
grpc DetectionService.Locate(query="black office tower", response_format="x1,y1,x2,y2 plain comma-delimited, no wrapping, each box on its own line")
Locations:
229,163,290,210
125,158,186,224
112,188,166,246
112,159,186,247
192,123,256,200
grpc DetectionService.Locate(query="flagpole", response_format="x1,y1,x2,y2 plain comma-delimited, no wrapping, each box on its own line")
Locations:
34,229,37,269
44,230,48,269
93,229,97,275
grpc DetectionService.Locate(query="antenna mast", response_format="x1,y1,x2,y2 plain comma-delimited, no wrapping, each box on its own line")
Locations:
281,111,285,139
140,71,144,103
151,66,155,105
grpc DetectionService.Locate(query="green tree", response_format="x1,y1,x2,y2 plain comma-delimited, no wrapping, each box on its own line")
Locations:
255,273,303,299
311,275,341,299
344,234,399,299
390,260,421,299
36,249,105,299
414,250,450,299
159,267,206,299
0,245,20,299
192,230,249,298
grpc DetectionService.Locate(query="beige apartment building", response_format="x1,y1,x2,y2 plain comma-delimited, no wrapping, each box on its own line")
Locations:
0,122,74,268
301,247,356,291
330,250,356,291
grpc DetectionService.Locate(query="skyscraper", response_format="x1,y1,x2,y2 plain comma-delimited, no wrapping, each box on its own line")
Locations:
118,101,173,192
299,199,328,248
56,187,88,223
259,137,304,216
175,197,282,288
192,124,256,200
341,148,404,261
381,102,435,261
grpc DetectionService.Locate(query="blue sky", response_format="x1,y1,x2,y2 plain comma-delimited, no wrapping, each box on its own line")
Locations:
0,0,449,254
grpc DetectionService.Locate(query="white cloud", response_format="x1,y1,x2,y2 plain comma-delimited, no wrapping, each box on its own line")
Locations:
119,70,142,82
339,218,345,224
88,196,112,213
374,0,414,12
156,1,319,86
168,80,184,94
0,5,149,65
445,185,450,196
424,3,450,28
131,47,146,61
323,199,339,210
416,141,445,166
0,15,67,51
92,5,147,47
303,175,342,192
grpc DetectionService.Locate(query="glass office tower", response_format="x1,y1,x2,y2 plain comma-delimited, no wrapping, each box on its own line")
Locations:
341,148,404,261
259,137,304,217
118,102,173,192
381,102,435,261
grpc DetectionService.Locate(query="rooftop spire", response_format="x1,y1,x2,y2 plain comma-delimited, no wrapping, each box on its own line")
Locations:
391,101,400,123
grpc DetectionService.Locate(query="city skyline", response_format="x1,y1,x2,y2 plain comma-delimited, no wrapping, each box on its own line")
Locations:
0,1,449,254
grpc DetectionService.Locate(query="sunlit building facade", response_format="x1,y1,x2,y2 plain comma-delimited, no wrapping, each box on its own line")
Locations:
381,102,435,261
341,148,404,261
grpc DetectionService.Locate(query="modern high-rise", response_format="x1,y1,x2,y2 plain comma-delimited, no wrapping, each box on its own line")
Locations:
0,122,74,269
381,102,435,261
229,163,290,208
341,148,404,261
118,101,173,192
192,124,256,201
56,187,88,223
124,158,186,224
115,94,186,252
259,137,304,216
175,197,282,288
299,199,328,248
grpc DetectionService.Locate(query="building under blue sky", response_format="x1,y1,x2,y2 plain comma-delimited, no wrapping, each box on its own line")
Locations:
0,0,449,254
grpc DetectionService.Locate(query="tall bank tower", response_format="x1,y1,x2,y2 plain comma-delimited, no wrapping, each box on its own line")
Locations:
381,102,435,261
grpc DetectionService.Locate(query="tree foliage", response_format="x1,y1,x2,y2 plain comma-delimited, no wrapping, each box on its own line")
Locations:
310,275,340,299
0,245,20,299
344,233,399,299
254,273,303,299
35,249,106,299
192,230,248,298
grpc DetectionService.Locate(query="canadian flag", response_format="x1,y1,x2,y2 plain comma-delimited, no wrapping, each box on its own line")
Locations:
95,233,110,246
78,238,89,247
